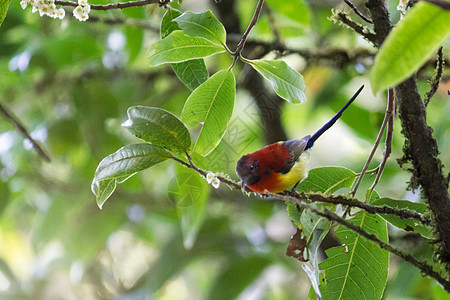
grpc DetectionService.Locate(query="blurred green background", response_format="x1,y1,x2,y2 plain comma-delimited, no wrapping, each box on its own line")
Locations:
0,0,449,299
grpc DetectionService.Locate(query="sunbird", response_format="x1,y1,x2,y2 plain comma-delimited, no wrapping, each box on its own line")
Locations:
236,85,364,193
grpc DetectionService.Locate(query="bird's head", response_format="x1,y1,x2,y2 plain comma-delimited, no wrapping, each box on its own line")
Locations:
236,155,261,193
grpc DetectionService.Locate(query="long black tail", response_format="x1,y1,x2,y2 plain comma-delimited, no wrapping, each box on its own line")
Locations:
305,85,364,150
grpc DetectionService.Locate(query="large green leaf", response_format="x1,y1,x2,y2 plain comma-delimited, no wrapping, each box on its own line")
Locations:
174,10,227,47
372,197,432,239
161,9,209,90
319,194,389,300
122,106,191,154
181,69,236,156
149,30,225,67
370,2,450,93
169,166,209,249
92,144,170,208
249,59,306,103
0,0,9,28
265,0,310,25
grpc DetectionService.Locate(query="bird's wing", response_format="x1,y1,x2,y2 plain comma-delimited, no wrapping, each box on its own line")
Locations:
281,136,310,174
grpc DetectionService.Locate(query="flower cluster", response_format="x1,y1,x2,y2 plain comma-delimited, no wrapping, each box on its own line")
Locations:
206,172,220,189
73,0,91,22
20,0,65,19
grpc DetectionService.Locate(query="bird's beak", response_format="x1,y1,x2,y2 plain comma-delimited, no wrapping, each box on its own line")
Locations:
241,180,246,194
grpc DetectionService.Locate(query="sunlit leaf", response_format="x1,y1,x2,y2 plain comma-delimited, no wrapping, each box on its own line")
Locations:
265,0,310,25
319,192,389,300
249,59,306,103
92,144,170,208
372,197,432,239
149,30,225,67
161,8,209,90
122,106,191,154
182,69,236,156
370,2,450,93
0,0,9,28
174,10,227,46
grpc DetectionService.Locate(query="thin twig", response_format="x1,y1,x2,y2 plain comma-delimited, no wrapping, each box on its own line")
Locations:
265,191,450,291
367,89,394,199
55,0,171,10
332,10,377,45
0,102,51,162
351,90,390,197
343,0,373,23
297,192,428,225
235,0,265,57
424,47,444,107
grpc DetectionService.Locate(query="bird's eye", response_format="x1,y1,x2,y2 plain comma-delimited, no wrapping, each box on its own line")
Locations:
249,164,254,170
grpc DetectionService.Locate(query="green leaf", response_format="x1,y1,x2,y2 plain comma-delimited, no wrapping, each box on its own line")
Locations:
92,144,170,208
298,166,357,193
169,165,209,249
207,256,271,300
372,197,432,239
182,69,236,156
249,59,306,103
265,0,310,25
174,10,227,47
149,31,225,67
161,8,183,39
122,106,191,154
0,0,9,28
162,8,209,90
319,194,389,300
370,2,450,93
171,60,209,91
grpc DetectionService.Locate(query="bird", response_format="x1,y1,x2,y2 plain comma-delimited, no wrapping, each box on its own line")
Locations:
236,85,364,194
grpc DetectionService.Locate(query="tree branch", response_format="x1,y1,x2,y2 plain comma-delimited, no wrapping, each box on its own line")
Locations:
169,151,448,289
366,0,450,274
55,0,171,10
0,102,51,162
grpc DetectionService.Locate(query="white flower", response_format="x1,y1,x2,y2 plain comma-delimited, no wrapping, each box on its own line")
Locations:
82,3,90,14
57,8,65,19
206,171,215,184
73,5,84,15
78,0,88,5
39,4,49,16
205,171,220,189
20,0,28,9
211,177,220,189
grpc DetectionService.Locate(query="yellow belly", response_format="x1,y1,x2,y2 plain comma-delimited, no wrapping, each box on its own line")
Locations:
275,152,310,192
